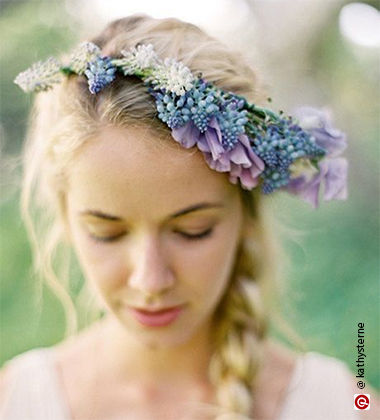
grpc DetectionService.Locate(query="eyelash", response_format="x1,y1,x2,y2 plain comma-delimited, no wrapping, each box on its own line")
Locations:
89,228,214,243
178,228,214,240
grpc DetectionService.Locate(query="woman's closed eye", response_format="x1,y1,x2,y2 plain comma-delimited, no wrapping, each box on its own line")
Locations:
88,231,126,243
174,227,214,240
87,227,214,243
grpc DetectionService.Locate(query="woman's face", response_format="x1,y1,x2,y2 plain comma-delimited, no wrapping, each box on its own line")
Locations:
66,125,245,347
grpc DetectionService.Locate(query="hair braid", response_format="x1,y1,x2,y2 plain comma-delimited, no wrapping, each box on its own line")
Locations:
208,243,268,418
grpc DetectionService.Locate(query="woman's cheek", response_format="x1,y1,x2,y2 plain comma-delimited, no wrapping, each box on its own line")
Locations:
177,228,240,291
75,237,128,290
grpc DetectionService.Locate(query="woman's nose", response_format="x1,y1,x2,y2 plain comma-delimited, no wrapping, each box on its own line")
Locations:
128,234,175,297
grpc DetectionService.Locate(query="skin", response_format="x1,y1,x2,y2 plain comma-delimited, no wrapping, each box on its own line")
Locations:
57,124,250,417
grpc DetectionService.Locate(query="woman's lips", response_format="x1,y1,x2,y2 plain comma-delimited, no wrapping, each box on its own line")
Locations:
128,305,185,327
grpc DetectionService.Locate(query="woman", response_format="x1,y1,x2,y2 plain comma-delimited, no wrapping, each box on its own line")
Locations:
0,14,378,420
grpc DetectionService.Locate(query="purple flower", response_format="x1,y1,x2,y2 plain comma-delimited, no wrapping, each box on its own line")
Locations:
286,157,348,208
171,120,199,148
172,117,264,189
293,106,347,157
284,106,349,207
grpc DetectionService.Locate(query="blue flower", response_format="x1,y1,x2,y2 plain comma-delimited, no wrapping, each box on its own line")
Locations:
216,97,248,151
151,79,215,130
151,79,248,151
84,56,116,94
252,117,325,193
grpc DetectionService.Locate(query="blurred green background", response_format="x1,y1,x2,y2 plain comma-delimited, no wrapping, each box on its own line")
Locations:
1,0,379,390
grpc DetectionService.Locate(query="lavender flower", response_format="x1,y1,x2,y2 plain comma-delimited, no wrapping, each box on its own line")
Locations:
14,57,62,92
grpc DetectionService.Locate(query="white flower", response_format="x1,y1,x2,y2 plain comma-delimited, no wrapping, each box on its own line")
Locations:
150,58,195,96
68,41,101,74
14,57,62,92
115,44,159,75
111,44,195,95
126,44,159,69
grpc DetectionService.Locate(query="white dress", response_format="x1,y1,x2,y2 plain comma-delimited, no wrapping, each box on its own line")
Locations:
0,347,360,420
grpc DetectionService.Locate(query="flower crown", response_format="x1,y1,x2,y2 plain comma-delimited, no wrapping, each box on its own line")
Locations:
14,42,348,208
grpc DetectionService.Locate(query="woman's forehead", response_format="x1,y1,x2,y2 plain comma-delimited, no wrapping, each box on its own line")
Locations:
67,125,237,220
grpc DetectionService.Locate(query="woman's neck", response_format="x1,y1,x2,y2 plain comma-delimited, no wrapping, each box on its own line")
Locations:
94,315,215,392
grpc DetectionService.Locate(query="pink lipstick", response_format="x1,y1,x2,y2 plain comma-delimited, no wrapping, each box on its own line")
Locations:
129,306,184,327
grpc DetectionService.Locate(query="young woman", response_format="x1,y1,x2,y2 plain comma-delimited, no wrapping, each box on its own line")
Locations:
0,14,378,420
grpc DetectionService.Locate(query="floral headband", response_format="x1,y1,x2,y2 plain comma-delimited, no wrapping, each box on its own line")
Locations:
14,42,348,208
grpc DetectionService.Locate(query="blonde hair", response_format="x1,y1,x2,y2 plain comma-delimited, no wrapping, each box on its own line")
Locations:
21,14,293,419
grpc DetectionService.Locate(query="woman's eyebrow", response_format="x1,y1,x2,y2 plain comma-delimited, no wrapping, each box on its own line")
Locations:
79,202,224,222
168,202,224,219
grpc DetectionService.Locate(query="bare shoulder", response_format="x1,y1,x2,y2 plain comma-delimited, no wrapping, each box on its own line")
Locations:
252,339,298,420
